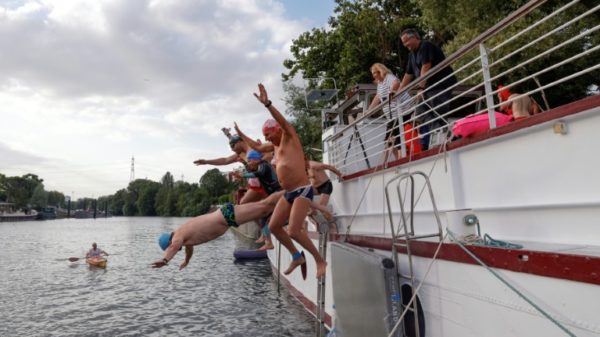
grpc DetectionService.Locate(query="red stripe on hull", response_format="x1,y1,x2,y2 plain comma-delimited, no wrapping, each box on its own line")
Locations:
269,264,332,327
309,232,600,286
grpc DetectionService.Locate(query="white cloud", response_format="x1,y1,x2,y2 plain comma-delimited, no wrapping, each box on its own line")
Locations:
0,0,321,197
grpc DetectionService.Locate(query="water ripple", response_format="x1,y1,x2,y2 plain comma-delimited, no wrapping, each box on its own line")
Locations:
0,218,316,337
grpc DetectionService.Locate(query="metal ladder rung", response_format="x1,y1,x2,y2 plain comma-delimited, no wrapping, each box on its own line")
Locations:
315,228,328,337
385,171,444,337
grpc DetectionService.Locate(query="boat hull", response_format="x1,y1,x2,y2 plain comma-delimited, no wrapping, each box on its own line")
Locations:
267,97,600,337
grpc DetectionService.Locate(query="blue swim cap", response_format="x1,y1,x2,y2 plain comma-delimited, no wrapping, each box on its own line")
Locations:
247,149,262,161
158,232,172,251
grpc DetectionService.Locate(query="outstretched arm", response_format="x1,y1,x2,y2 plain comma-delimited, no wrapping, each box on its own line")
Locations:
311,161,343,180
253,83,295,136
102,250,109,256
368,94,382,111
234,122,274,153
179,246,194,270
324,164,343,180
151,238,183,268
398,73,415,92
194,153,239,166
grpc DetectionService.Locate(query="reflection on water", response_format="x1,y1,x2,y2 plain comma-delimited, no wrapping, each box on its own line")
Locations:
0,218,316,337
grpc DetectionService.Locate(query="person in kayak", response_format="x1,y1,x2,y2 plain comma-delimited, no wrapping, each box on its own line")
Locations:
86,242,109,258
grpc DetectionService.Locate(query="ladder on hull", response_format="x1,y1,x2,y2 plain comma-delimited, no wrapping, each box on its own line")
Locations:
384,171,444,337
315,226,328,337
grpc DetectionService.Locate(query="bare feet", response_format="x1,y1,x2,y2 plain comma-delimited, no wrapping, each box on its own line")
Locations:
257,242,274,251
283,253,306,277
255,235,265,243
316,260,327,278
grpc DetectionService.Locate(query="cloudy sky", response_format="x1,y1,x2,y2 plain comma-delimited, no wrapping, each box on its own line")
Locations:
0,0,335,198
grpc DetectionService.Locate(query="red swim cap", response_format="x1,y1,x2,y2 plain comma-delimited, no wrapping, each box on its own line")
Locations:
498,85,511,102
262,119,280,134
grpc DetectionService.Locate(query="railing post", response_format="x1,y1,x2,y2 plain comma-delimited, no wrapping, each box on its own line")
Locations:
479,43,497,129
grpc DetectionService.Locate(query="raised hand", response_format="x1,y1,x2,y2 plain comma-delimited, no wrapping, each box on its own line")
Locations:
253,83,269,105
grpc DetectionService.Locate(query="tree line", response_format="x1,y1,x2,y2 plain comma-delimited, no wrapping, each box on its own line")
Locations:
0,169,238,217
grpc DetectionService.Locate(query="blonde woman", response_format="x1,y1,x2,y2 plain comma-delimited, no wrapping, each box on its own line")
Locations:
368,63,401,113
369,63,413,163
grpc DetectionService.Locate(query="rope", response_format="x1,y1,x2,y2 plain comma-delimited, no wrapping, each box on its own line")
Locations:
343,175,375,240
447,229,577,337
482,233,524,249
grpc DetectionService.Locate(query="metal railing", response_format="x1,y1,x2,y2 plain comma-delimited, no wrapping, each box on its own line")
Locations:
324,0,600,175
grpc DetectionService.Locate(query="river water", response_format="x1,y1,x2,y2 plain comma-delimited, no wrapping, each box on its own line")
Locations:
0,217,317,337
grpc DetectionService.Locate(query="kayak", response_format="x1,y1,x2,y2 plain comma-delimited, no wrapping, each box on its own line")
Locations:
86,256,107,268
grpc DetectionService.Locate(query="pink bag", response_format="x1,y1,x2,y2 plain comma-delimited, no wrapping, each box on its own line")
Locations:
452,112,512,138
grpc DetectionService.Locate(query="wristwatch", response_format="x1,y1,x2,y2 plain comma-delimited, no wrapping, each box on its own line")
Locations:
162,258,169,265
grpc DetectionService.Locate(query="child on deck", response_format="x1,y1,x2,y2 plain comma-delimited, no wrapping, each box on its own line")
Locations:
249,83,327,279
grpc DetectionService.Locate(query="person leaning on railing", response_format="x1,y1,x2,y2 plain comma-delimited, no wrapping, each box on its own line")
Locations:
398,28,458,151
368,63,402,160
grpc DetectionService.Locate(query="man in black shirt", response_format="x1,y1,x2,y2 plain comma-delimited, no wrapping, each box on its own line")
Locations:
398,28,457,150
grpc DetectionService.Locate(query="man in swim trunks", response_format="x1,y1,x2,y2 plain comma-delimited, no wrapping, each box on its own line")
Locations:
306,159,343,233
151,191,284,270
249,83,327,279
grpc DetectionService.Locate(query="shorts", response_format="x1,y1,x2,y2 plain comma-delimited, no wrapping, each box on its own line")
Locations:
315,180,333,195
284,185,314,204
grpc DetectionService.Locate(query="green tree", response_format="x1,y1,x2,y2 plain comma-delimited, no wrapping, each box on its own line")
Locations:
155,172,177,216
0,174,43,209
29,183,48,209
415,0,598,106
47,191,65,208
199,169,230,202
137,182,160,216
284,0,597,117
180,187,211,216
282,82,324,159
283,0,420,91
0,173,6,201
109,189,128,216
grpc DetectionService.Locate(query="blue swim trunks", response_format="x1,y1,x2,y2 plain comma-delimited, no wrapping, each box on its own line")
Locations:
220,202,238,227
283,184,314,204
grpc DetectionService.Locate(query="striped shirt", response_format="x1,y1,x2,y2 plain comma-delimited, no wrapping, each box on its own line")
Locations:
394,91,415,121
377,73,399,117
